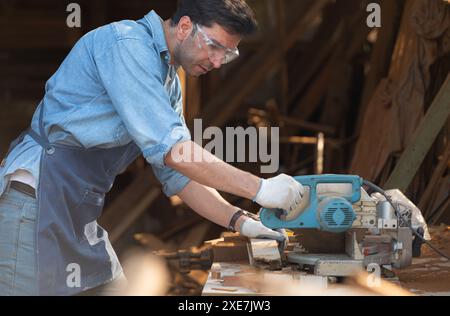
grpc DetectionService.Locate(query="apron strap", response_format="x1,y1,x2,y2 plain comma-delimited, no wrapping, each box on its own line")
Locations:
27,102,54,154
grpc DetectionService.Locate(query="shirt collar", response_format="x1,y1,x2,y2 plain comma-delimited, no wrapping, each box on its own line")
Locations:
141,10,180,71
142,10,169,55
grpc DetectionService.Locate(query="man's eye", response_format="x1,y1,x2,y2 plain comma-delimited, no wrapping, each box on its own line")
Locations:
210,45,223,53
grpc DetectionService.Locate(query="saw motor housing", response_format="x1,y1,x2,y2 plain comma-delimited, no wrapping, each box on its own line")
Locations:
260,174,413,273
260,175,366,232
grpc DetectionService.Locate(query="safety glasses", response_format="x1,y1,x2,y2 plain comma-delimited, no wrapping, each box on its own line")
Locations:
194,24,240,65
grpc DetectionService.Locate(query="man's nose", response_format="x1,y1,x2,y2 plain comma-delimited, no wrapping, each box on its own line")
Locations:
211,59,222,69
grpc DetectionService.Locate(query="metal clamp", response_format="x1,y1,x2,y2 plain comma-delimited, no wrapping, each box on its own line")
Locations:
46,146,56,155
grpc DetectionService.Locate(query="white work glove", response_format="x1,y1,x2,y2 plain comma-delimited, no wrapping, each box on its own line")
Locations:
254,174,305,214
239,217,288,245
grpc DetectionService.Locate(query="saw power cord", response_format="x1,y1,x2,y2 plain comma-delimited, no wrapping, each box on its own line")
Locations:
363,180,450,261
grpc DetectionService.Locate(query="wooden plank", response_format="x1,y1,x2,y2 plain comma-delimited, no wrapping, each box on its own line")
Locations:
419,146,450,218
384,75,450,191
248,239,281,261
247,239,282,270
212,244,249,263
207,233,250,263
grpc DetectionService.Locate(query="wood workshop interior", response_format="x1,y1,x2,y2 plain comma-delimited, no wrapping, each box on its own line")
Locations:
0,0,449,297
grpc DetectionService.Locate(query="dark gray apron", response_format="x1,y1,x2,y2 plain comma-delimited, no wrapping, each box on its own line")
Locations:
7,103,141,295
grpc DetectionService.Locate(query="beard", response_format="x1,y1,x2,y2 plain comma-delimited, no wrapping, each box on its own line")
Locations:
173,39,212,77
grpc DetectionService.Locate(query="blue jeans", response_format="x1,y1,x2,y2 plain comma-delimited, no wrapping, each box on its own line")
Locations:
0,186,128,296
0,186,38,296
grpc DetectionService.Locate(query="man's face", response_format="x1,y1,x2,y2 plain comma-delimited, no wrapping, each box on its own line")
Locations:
174,18,241,77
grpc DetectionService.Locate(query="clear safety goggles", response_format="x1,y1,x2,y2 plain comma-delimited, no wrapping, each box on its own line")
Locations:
194,24,240,65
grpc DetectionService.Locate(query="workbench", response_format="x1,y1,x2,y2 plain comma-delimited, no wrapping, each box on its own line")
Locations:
202,262,330,296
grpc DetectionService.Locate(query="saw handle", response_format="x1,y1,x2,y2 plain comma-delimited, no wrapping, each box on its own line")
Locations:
296,174,363,204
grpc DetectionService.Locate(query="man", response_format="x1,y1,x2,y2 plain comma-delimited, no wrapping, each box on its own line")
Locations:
0,0,304,296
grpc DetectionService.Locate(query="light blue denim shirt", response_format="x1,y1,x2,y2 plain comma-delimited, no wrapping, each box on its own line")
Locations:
0,11,191,197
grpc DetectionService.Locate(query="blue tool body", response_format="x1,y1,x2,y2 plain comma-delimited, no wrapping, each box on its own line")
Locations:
260,174,363,232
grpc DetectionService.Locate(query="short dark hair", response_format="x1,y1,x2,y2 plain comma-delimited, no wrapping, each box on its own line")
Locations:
171,0,258,36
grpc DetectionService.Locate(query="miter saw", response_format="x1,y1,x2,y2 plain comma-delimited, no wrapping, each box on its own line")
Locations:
259,174,426,277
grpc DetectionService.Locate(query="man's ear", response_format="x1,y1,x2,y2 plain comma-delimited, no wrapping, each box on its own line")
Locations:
176,16,193,42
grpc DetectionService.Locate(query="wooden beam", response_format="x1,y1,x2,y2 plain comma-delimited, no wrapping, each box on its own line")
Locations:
384,74,450,191
287,0,348,111
349,80,402,180
179,221,212,249
430,192,450,226
289,56,334,119
290,3,368,119
357,0,405,133
419,146,450,218
98,167,161,244
249,106,336,134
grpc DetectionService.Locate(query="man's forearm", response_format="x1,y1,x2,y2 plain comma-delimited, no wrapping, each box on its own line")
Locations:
177,180,247,231
165,141,261,200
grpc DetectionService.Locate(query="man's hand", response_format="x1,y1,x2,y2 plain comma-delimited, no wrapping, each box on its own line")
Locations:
177,182,289,249
254,174,305,213
239,217,287,244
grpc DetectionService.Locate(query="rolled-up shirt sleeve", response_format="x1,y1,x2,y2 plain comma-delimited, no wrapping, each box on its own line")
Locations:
151,164,191,197
95,37,191,169
151,76,192,196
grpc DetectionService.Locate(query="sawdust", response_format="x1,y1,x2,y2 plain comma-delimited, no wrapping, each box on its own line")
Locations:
396,225,450,295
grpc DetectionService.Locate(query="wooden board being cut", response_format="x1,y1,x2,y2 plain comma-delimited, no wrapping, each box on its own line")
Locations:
248,239,282,270
205,232,250,263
